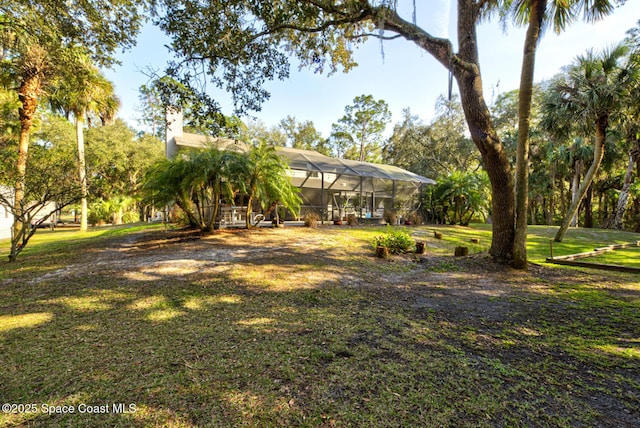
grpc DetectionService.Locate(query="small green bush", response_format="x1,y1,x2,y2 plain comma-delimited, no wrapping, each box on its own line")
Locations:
88,200,110,225
373,227,415,255
122,210,140,223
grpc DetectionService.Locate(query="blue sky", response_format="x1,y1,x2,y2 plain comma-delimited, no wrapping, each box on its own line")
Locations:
104,1,640,137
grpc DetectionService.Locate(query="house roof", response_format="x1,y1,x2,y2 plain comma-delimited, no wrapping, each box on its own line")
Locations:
174,134,249,152
275,147,435,185
173,133,435,187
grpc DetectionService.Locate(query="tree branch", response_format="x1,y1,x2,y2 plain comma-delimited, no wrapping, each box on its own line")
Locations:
258,10,372,39
371,6,476,73
348,33,403,41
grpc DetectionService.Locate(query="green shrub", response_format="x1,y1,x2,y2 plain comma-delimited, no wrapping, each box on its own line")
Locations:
122,210,140,224
373,227,415,255
88,200,110,225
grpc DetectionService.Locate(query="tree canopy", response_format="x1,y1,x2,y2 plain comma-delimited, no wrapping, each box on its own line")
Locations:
330,94,390,162
0,0,148,260
280,115,331,155
384,97,478,180
3,0,146,67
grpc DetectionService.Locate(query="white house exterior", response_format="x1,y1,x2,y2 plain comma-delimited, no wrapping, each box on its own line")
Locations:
0,186,14,241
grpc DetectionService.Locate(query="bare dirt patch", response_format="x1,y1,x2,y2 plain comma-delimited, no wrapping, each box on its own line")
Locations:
44,227,637,317
8,226,638,427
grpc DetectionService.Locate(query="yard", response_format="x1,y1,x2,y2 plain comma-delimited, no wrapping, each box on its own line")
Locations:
0,224,638,427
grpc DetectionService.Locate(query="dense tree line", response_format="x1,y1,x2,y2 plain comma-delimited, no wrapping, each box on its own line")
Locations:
0,0,149,260
382,23,640,234
0,100,163,260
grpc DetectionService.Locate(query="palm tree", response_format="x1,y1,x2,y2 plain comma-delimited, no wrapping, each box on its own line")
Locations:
542,43,639,242
49,57,120,231
190,147,237,232
432,170,490,226
235,142,301,229
507,0,617,268
509,0,547,268
610,118,640,229
143,156,200,229
143,147,237,232
9,41,50,252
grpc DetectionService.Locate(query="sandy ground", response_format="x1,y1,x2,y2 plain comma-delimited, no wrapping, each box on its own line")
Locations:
15,226,638,426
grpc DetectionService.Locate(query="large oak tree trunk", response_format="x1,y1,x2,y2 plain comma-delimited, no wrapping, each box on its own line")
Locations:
377,1,515,262
455,5,514,262
459,94,515,261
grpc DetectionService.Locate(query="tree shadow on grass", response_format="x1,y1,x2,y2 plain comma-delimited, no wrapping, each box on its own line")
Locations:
0,228,638,427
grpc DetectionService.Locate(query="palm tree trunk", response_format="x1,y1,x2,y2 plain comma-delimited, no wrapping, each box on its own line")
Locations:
547,163,556,225
176,198,199,229
193,197,205,230
555,118,607,242
570,159,582,227
10,72,42,262
245,195,254,229
76,114,88,232
613,151,635,229
205,192,219,232
559,176,566,217
513,0,546,269
531,195,542,225
598,189,605,226
583,184,593,228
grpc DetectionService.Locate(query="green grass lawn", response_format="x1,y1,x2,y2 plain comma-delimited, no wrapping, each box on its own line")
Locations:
0,223,638,427
408,223,640,265
577,246,640,268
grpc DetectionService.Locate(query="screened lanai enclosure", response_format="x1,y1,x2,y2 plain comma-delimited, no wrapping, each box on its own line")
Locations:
280,147,435,223
165,109,435,226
